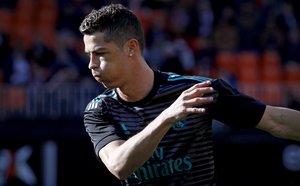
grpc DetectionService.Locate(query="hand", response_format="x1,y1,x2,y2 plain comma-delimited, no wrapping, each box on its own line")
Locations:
162,81,215,124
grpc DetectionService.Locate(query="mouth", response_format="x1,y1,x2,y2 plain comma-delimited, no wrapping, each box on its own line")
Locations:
92,71,100,77
94,75,102,80
92,73,102,81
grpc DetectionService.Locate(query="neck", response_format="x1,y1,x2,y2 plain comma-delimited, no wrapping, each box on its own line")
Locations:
117,61,154,102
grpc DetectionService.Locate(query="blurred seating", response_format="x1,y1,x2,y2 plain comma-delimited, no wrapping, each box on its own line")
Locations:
260,49,284,105
284,61,300,103
7,0,58,49
11,20,34,49
236,51,261,99
0,8,13,34
35,0,58,48
215,51,237,76
11,0,36,49
214,50,238,86
0,0,300,120
35,23,57,49
134,8,153,36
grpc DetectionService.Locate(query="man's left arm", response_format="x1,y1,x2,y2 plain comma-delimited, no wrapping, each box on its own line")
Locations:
256,105,300,141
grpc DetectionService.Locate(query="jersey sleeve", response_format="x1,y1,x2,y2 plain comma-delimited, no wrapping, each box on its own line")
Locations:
83,97,125,158
211,79,266,128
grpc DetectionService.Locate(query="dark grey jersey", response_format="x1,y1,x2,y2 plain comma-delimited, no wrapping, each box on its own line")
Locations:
84,70,266,186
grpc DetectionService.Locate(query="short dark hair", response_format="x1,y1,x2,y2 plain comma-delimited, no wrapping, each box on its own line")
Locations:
79,4,145,53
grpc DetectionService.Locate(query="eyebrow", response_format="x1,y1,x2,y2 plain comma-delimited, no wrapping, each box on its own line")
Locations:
85,46,107,54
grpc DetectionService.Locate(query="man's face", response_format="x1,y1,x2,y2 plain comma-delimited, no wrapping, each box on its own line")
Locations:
83,32,128,88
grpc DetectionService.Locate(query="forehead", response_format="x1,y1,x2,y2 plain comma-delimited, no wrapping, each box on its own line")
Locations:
83,32,117,53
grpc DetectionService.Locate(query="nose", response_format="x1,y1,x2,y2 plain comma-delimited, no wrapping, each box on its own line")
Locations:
88,54,99,70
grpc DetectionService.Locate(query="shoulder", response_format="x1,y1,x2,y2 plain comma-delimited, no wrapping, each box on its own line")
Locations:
156,70,214,85
84,89,117,112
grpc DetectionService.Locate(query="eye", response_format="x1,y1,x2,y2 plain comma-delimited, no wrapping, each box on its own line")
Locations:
95,52,107,56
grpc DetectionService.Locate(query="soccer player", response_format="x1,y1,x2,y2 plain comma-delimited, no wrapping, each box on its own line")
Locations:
79,4,300,186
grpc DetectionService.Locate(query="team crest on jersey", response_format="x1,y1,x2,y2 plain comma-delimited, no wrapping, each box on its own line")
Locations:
172,121,185,130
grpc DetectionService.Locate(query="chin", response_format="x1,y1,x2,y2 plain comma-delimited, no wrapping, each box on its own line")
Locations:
101,82,116,89
101,82,109,88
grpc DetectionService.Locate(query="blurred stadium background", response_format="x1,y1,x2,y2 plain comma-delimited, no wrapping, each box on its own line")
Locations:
0,0,300,185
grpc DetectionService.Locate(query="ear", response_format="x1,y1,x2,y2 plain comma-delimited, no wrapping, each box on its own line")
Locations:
125,39,139,57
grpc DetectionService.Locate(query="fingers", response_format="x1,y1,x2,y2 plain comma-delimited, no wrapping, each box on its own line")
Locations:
165,81,215,123
180,81,215,113
184,96,214,108
183,82,214,100
184,107,206,114
184,81,211,94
